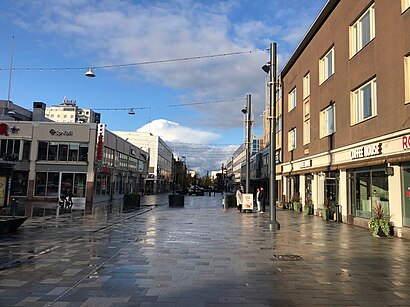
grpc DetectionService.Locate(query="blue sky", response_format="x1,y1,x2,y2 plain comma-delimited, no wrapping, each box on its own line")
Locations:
0,0,327,174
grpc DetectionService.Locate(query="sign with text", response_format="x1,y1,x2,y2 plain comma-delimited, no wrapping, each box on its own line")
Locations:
350,143,382,160
242,193,254,211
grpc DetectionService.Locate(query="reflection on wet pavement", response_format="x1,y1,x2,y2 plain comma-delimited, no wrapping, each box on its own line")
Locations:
1,193,410,306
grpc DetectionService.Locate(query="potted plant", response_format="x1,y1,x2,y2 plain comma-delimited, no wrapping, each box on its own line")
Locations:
303,197,314,215
322,197,332,221
291,194,301,212
368,202,390,237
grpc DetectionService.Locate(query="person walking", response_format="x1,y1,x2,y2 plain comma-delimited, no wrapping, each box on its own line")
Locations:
256,188,261,212
259,186,265,213
236,186,243,212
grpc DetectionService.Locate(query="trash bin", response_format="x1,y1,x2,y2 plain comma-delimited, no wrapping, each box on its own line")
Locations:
334,204,342,222
10,197,18,216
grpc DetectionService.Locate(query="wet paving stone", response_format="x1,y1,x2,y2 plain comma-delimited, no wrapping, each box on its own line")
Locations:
1,194,410,305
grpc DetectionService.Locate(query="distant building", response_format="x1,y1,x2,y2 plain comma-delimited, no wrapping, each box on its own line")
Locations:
45,97,100,124
111,131,173,194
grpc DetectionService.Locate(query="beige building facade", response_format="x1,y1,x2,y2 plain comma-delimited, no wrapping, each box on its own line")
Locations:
280,0,410,238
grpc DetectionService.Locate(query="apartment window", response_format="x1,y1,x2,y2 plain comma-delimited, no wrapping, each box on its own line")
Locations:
320,104,336,138
288,128,296,151
303,73,310,99
351,78,377,125
405,55,410,103
288,87,297,111
319,47,334,84
303,119,310,145
402,0,410,12
275,115,282,132
350,4,375,57
304,100,310,119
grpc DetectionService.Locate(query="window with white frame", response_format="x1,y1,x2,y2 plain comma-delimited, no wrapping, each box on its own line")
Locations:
350,4,375,57
303,119,310,145
405,55,410,103
288,87,296,111
319,47,334,84
288,128,296,151
320,104,336,138
351,78,377,125
402,0,410,12
303,73,310,99
275,115,282,132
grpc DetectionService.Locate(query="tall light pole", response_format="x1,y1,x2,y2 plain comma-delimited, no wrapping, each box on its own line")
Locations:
242,94,252,193
262,43,280,230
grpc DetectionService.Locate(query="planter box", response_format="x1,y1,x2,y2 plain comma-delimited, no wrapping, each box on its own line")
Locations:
0,216,28,234
169,194,184,207
123,193,141,208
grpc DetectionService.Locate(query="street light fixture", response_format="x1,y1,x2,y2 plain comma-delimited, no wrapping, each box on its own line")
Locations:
262,42,280,230
128,109,136,115
85,67,96,77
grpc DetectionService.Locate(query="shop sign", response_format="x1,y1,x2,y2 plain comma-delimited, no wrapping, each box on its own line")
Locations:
102,167,112,174
350,143,382,160
49,129,73,136
300,160,312,168
0,123,8,136
403,135,410,150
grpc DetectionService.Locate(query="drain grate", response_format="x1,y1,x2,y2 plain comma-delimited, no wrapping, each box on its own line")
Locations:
272,254,303,261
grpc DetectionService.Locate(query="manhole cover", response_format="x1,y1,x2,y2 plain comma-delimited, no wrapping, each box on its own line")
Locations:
272,254,303,261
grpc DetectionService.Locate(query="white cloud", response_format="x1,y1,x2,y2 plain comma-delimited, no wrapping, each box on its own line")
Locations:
136,119,238,174
137,119,219,144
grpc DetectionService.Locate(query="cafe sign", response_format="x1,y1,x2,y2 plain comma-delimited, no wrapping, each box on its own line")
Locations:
350,143,382,160
49,129,73,136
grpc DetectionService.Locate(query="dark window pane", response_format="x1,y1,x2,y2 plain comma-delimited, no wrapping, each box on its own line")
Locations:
35,172,47,196
13,140,20,156
58,143,69,161
38,141,48,160
47,172,60,196
74,173,86,197
23,141,31,160
48,142,58,161
68,143,79,161
79,144,88,161
11,171,28,196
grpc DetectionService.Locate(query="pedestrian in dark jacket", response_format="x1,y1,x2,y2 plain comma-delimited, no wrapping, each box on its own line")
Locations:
259,187,265,213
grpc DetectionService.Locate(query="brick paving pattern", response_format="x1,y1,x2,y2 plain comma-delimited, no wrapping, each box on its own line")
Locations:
1,194,410,306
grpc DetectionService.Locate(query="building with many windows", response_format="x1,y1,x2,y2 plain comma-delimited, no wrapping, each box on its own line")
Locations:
0,102,148,210
45,97,100,124
111,131,173,194
280,0,410,238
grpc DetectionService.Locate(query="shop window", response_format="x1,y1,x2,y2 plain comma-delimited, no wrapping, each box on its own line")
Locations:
288,87,297,111
47,172,59,196
402,167,410,226
319,47,334,84
350,169,389,219
320,104,336,138
11,171,28,196
35,172,47,196
350,4,375,58
351,78,377,125
79,144,88,161
68,143,79,161
35,172,59,196
0,139,20,161
74,173,86,197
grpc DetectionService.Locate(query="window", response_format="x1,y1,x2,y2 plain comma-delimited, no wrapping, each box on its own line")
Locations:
405,55,410,103
402,0,410,12
288,128,296,151
37,141,88,162
320,47,334,84
351,78,377,125
320,104,336,138
303,73,310,99
350,4,375,57
0,139,20,161
35,172,59,196
304,119,310,145
275,115,282,132
11,171,28,196
288,87,297,111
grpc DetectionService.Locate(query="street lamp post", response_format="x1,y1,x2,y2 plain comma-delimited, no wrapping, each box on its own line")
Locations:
242,94,252,194
263,43,280,230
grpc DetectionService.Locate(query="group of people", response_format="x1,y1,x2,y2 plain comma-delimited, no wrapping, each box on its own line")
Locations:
235,185,265,213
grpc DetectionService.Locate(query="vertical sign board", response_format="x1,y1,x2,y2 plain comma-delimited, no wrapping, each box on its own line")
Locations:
242,193,254,211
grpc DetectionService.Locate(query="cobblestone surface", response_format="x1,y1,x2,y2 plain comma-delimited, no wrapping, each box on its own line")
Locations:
1,193,410,306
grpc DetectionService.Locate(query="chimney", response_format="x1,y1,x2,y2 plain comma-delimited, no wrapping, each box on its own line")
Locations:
32,101,46,121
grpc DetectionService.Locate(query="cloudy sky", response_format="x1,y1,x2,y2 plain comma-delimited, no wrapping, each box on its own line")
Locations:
0,0,327,174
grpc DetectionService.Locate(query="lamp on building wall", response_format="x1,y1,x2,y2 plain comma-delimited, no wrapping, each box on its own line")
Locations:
262,42,280,230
